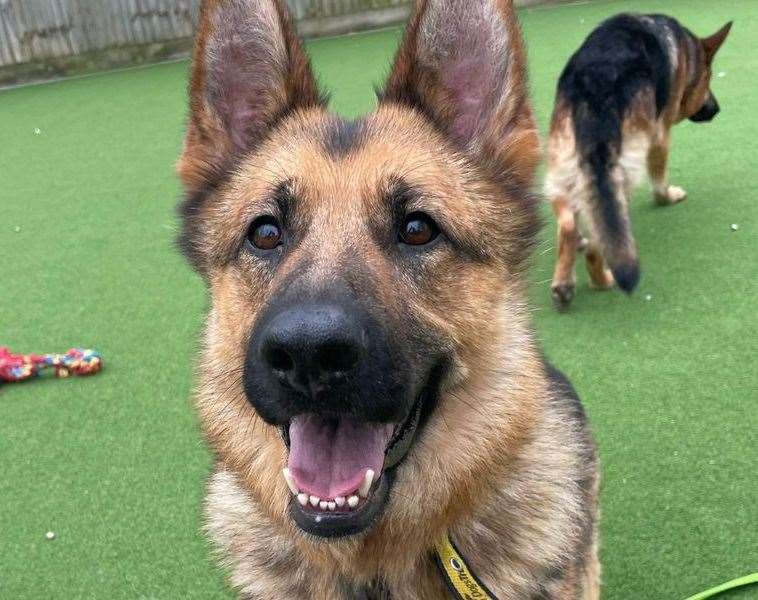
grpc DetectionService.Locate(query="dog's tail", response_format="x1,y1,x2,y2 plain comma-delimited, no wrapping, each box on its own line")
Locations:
570,67,640,293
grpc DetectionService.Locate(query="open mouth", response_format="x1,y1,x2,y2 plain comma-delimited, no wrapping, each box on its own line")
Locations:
281,390,428,538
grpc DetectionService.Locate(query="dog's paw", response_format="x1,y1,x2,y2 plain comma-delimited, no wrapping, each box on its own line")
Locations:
589,269,615,290
551,283,576,311
655,185,687,205
667,185,687,203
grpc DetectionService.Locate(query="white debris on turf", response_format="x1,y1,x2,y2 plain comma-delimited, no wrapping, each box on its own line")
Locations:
718,71,726,78
14,226,21,233
34,128,42,135
645,294,653,302
731,224,739,232
45,531,55,540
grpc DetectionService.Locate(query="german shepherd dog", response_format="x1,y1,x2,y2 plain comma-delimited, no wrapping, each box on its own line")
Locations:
177,1,599,598
545,14,732,310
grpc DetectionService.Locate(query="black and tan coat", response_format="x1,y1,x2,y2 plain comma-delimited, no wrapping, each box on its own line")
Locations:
545,13,732,310
177,1,600,598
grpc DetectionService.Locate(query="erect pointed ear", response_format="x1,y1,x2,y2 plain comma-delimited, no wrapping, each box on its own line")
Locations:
702,21,732,63
178,0,323,190
382,0,539,182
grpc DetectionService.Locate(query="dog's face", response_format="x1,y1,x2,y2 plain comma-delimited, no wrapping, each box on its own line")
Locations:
178,0,539,539
683,21,732,123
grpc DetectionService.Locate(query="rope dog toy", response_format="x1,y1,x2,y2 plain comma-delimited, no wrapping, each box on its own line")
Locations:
0,347,102,383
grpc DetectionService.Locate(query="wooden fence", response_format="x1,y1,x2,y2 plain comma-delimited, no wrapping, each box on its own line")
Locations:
0,0,411,68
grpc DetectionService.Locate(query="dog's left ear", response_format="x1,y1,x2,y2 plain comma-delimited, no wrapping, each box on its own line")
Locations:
382,0,539,183
702,21,733,63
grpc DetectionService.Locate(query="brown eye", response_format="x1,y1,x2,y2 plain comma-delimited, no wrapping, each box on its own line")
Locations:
248,217,282,251
400,212,439,246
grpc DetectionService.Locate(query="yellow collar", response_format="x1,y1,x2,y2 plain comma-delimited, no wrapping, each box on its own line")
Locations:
434,534,498,600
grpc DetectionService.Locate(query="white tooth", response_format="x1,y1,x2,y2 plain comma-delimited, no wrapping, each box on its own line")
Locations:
328,502,336,511
298,493,309,507
348,495,360,508
359,469,375,498
334,496,346,507
282,468,299,496
319,501,328,510
309,495,320,507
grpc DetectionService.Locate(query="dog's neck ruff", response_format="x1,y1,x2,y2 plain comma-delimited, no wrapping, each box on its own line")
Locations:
434,534,498,600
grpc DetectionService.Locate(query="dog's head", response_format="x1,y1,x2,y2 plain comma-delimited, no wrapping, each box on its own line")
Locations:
682,21,732,123
178,0,539,540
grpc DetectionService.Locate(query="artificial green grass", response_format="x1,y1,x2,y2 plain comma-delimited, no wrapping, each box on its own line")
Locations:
0,0,755,598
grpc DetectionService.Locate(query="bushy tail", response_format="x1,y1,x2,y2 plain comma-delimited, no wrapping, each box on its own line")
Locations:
571,69,640,293
582,146,640,293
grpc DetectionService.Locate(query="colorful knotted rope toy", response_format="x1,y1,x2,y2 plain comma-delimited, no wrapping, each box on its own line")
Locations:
0,347,103,383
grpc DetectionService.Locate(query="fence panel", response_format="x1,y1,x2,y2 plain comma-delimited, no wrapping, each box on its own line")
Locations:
0,0,413,67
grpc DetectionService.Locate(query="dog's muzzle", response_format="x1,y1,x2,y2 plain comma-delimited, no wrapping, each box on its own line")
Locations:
690,93,720,123
243,290,444,538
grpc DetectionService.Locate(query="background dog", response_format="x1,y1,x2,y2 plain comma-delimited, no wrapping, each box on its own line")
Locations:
545,14,732,310
177,0,598,597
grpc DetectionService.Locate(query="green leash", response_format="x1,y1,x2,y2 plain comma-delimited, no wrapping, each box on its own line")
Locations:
684,573,758,600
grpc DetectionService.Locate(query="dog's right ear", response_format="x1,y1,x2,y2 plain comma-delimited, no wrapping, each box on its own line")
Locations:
178,0,323,190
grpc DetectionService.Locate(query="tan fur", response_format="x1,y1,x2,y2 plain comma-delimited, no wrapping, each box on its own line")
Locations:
178,1,600,598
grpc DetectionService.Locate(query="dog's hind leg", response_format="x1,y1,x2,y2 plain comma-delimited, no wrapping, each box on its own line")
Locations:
550,197,581,310
585,241,614,290
648,129,687,205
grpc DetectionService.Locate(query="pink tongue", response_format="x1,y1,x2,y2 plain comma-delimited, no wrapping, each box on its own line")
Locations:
288,414,394,499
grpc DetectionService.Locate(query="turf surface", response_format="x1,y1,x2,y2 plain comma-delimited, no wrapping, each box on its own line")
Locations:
1,0,756,598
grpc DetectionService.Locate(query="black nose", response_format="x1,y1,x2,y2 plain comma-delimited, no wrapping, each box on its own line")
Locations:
259,304,365,396
689,93,720,123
